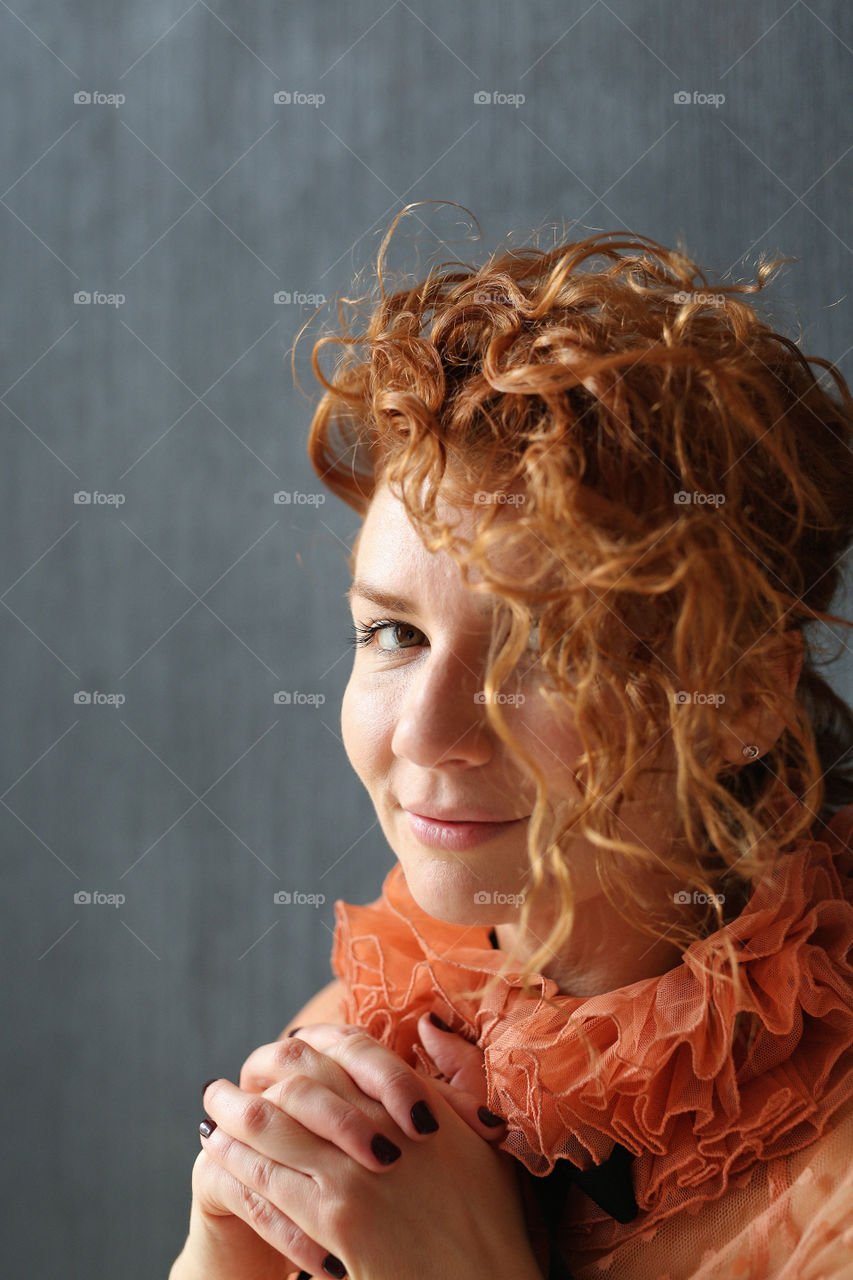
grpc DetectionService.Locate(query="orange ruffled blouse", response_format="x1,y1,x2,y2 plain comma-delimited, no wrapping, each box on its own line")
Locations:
330,793,853,1280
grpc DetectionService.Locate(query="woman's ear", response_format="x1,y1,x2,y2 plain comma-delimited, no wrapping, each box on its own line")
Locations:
716,629,804,767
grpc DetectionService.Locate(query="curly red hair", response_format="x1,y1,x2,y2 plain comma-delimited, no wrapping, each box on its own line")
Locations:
295,202,853,993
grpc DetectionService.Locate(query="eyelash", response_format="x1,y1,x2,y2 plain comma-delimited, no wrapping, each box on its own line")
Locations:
348,618,542,655
348,619,426,652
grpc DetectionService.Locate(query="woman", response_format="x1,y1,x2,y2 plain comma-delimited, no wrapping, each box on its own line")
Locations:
169,205,853,1279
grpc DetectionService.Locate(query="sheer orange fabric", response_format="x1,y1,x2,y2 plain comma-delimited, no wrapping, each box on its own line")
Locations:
330,791,853,1278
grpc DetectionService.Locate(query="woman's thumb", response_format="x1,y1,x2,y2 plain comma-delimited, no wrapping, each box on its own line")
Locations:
417,1012,487,1100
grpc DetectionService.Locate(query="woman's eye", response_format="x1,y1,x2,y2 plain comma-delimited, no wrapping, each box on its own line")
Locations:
348,620,427,652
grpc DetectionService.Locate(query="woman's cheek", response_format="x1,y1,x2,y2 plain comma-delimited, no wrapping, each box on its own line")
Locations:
340,675,366,779
518,690,586,797
341,673,394,786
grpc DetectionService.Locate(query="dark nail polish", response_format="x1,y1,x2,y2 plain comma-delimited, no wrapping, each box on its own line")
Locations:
370,1132,402,1164
477,1106,505,1127
322,1254,347,1278
199,1118,217,1138
411,1099,439,1134
428,1011,452,1032
296,1272,313,1279
287,1025,303,1037
202,1078,218,1102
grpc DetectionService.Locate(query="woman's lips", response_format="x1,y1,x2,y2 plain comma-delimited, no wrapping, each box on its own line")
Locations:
405,810,528,851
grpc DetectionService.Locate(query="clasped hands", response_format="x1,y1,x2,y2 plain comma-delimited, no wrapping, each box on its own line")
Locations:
193,1014,543,1280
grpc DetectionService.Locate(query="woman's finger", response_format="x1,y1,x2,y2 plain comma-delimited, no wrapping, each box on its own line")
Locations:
415,1012,489,1097
414,1013,507,1141
240,1026,438,1141
239,1031,396,1130
204,1069,407,1174
191,1147,345,1279
295,1020,507,1143
286,1023,506,1143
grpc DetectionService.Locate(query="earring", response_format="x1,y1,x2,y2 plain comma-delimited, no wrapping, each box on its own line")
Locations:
742,744,760,760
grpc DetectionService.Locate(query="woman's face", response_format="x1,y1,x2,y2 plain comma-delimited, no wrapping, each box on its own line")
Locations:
341,482,675,929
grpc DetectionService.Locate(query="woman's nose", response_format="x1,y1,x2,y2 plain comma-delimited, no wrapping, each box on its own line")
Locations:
390,647,495,767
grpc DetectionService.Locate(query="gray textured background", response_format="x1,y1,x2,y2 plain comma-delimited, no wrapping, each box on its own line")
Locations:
2,2,852,1277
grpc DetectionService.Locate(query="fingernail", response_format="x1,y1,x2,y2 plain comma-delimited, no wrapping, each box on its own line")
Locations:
287,1025,303,1037
410,1100,439,1134
199,1118,217,1138
428,1011,452,1032
477,1106,505,1127
296,1272,312,1279
370,1133,402,1164
322,1254,347,1278
201,1078,218,1103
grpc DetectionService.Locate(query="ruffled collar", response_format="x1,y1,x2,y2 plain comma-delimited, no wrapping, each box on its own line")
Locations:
331,789,853,1230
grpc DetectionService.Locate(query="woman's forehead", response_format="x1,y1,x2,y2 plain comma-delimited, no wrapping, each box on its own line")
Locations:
353,481,539,589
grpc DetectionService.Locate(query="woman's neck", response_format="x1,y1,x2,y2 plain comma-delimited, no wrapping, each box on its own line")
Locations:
494,892,686,998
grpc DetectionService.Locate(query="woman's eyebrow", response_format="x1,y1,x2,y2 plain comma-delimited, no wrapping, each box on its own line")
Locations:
345,579,495,621
345,581,417,613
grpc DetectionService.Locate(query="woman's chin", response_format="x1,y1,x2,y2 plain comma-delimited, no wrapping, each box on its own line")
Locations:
397,858,524,926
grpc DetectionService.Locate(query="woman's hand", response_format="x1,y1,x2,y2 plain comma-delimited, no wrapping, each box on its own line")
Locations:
240,1014,505,1140
171,1015,507,1280
171,1152,298,1280
194,1023,543,1280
